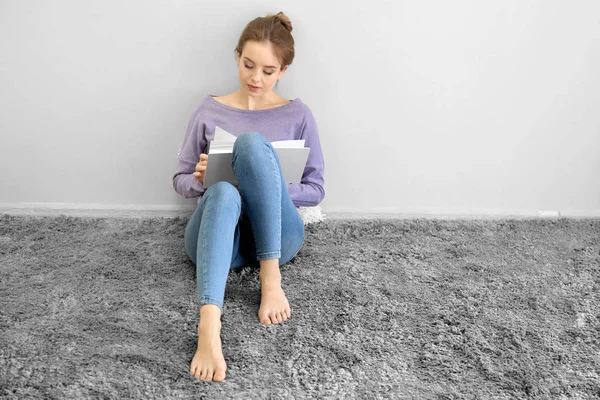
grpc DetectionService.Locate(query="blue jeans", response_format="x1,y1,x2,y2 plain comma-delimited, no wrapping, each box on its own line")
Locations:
184,132,305,313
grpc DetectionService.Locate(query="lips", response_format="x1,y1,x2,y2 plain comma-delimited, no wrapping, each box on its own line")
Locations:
248,84,261,91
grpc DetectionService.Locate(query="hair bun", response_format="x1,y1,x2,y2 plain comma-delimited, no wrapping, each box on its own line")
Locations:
268,11,293,33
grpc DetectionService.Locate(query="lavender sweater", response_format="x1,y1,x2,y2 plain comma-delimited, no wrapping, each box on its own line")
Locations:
173,95,325,207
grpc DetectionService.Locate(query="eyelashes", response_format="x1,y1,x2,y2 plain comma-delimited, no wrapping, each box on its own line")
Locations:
244,64,274,76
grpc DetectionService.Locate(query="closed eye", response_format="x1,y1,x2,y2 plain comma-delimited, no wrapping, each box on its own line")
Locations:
244,64,274,75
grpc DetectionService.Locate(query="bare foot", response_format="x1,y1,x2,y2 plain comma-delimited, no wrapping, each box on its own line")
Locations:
190,305,227,382
258,260,291,325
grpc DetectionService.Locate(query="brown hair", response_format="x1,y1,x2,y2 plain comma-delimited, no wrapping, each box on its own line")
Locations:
235,12,295,69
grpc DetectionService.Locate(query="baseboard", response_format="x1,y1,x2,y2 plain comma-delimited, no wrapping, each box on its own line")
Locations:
0,203,197,218
326,207,600,219
1,202,599,219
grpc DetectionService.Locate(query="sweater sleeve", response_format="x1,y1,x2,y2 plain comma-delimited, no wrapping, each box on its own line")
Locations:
172,106,207,199
288,106,325,207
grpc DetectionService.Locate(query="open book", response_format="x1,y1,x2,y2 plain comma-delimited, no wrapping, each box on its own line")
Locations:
203,126,310,188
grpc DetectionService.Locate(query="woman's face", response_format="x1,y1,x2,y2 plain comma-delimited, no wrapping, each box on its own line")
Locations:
237,40,287,97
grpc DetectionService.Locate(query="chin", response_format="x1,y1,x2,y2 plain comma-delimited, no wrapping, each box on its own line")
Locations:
246,89,266,96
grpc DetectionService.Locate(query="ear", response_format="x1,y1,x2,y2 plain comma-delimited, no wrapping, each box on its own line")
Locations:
279,65,288,79
235,51,240,65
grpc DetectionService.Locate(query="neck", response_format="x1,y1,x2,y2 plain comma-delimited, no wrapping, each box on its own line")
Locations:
232,89,277,111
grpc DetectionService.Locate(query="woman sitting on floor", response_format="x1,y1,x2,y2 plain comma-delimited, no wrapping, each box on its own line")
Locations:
172,11,325,382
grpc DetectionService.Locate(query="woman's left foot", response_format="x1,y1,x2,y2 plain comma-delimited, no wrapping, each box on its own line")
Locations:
258,262,291,324
258,283,291,324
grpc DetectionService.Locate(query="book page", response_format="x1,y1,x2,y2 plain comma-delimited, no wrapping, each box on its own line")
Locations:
214,126,237,142
272,140,305,148
203,127,310,187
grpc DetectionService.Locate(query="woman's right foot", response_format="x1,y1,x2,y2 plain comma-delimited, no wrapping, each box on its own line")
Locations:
190,305,227,382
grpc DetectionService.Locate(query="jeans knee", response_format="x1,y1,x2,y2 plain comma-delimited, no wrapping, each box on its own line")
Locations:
203,181,241,212
233,132,270,159
235,131,266,146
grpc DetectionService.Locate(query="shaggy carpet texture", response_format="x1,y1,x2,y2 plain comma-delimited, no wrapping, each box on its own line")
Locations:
1,215,599,399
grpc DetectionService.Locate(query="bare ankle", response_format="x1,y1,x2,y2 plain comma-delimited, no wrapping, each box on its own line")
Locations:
199,304,222,330
259,258,281,285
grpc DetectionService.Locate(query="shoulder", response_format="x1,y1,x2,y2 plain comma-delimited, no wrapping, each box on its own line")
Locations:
193,95,218,114
290,99,318,125
287,98,315,120
210,94,238,108
290,98,309,111
187,95,225,124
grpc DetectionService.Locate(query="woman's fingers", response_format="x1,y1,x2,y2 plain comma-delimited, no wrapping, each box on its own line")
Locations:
195,162,207,172
193,170,205,184
193,154,209,183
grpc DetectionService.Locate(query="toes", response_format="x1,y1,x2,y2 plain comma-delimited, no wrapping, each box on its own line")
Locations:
260,308,293,325
213,367,226,382
266,311,292,324
200,368,209,381
191,362,201,379
270,312,280,324
192,363,226,382
278,311,289,323
258,309,268,323
205,367,215,381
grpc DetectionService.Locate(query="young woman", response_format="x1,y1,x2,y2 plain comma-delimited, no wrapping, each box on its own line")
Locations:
172,12,325,382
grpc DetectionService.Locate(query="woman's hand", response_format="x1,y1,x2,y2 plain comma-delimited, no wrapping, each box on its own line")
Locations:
193,153,208,184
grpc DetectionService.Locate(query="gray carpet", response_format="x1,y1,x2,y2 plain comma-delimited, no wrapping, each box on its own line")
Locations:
1,214,599,399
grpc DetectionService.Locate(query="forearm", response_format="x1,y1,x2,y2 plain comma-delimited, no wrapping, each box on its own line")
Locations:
173,173,205,198
288,182,325,207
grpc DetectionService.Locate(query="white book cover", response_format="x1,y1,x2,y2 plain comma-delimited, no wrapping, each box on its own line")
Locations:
203,127,310,187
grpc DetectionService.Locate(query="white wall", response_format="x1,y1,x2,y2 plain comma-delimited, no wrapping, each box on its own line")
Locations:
1,0,599,216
